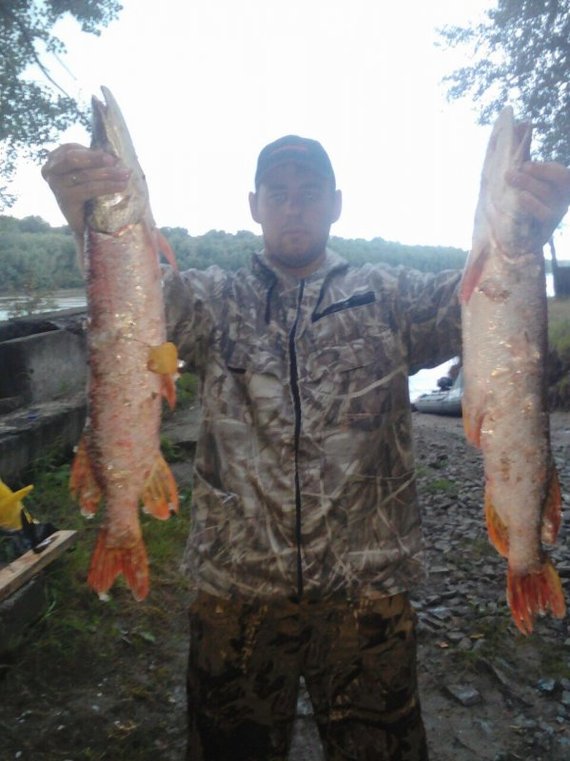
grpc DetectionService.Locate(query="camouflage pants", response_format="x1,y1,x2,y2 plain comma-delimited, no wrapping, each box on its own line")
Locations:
186,592,428,761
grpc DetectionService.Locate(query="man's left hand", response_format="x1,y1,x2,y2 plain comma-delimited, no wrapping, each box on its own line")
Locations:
506,161,570,244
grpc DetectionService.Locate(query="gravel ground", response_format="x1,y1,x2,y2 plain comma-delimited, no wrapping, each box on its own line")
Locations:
409,410,570,761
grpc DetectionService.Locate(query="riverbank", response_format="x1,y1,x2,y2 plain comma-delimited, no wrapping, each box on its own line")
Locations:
0,289,86,323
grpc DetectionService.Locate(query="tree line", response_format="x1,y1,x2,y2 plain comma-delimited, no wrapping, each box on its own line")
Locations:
0,215,469,295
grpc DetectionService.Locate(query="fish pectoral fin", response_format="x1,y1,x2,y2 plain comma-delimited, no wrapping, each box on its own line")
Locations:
541,465,562,545
70,435,102,516
156,230,178,271
507,559,566,636
147,342,178,409
147,341,178,374
141,455,179,520
88,527,149,602
484,493,509,557
459,241,489,304
462,406,484,447
160,374,177,410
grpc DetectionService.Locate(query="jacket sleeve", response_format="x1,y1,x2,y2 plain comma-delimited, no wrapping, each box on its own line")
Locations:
394,266,463,374
162,264,226,372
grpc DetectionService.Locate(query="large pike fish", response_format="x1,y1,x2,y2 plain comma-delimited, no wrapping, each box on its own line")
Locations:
460,106,565,634
70,86,179,601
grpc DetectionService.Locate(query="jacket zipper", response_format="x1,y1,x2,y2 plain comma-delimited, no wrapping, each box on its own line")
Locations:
289,279,305,599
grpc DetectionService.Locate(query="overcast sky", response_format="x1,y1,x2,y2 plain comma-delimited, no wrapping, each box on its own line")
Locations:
7,0,570,259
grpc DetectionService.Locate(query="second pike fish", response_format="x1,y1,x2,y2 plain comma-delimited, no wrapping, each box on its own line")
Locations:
460,106,565,634
70,86,179,601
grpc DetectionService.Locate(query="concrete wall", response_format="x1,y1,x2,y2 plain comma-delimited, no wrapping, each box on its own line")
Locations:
0,329,87,406
0,312,88,482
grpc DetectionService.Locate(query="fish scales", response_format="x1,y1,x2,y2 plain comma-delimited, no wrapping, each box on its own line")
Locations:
70,86,179,601
460,106,565,635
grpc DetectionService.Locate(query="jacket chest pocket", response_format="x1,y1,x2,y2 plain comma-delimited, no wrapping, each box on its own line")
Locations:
223,343,290,421
302,333,401,427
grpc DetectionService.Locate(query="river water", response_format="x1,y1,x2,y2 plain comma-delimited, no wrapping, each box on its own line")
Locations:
0,274,555,401
0,289,86,323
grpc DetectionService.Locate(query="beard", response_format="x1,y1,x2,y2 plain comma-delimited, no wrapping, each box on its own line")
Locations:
264,230,328,274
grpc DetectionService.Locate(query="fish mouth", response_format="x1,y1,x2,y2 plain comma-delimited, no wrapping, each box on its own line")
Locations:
91,86,130,159
91,93,110,152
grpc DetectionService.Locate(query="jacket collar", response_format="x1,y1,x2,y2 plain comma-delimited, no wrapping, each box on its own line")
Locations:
251,248,348,288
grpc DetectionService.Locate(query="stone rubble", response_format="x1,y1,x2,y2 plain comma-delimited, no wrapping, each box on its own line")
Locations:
411,411,570,761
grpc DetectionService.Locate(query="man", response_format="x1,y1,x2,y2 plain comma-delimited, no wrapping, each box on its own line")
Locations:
43,135,570,761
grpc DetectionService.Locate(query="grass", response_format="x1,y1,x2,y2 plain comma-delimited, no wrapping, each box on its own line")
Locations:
425,477,458,496
4,445,192,654
1,439,193,760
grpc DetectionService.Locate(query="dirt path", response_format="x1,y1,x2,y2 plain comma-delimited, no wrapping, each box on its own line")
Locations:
1,410,570,760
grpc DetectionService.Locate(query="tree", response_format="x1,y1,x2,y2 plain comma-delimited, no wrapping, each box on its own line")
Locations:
439,0,570,295
438,0,570,165
0,0,122,208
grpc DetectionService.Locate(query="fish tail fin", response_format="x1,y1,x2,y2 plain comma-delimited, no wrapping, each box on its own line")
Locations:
70,435,102,516
141,454,179,520
147,342,178,409
485,493,509,557
88,527,149,601
507,559,566,635
541,465,562,544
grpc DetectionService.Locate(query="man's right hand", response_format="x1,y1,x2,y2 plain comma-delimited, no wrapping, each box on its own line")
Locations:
41,144,131,238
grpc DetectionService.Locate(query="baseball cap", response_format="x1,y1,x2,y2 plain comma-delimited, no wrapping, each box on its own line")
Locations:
254,135,336,189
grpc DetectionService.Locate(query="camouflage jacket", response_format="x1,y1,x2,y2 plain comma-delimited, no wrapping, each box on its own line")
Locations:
165,249,461,600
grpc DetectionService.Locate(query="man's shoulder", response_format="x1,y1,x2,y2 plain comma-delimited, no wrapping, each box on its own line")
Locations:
329,255,401,290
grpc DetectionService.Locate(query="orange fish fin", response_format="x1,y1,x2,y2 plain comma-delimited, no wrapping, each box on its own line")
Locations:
459,243,488,304
87,527,149,601
462,407,484,447
541,465,562,545
507,559,566,636
161,373,177,410
148,342,178,409
484,492,509,557
141,455,179,520
69,435,101,516
156,230,178,271
148,341,178,375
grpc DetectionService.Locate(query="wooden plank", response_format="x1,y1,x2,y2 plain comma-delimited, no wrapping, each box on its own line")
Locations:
0,529,78,602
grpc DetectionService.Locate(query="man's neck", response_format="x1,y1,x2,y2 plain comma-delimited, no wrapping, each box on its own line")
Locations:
264,250,327,280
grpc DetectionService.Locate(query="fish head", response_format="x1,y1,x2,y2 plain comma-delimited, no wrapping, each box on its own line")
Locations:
87,86,152,233
478,106,542,255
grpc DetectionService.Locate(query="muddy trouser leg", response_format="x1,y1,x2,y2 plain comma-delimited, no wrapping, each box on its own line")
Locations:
303,593,429,761
186,593,301,761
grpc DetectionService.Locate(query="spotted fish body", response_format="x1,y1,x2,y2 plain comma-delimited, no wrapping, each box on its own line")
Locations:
460,107,565,635
70,86,179,601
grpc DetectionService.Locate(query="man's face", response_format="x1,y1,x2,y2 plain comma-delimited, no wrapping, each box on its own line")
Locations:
249,162,342,277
